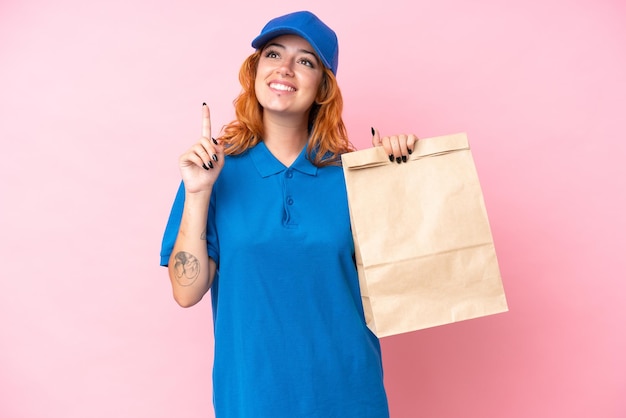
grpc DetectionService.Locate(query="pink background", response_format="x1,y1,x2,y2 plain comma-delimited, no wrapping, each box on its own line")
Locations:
1,0,624,417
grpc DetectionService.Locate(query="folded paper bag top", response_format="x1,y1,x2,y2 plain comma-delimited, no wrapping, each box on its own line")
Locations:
341,132,508,338
344,132,470,169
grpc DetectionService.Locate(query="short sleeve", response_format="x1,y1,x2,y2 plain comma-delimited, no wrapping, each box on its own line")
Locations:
159,181,219,267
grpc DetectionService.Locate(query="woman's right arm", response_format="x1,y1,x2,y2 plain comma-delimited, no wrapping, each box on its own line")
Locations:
168,103,224,307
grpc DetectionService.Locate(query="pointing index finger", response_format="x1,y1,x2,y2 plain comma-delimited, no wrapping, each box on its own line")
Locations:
202,102,211,139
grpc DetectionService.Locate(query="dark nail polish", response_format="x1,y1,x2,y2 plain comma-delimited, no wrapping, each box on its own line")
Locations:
371,127,375,136
212,137,218,145
408,148,413,155
212,154,218,162
202,102,207,106
388,154,394,162
396,157,402,164
402,155,407,163
207,160,214,169
202,163,209,170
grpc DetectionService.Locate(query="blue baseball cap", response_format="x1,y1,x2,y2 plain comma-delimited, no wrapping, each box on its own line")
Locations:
251,11,339,75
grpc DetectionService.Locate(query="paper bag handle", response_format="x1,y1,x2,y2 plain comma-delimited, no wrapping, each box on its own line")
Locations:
342,132,469,170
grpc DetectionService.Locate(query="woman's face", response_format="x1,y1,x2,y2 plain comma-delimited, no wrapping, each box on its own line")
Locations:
254,34,324,119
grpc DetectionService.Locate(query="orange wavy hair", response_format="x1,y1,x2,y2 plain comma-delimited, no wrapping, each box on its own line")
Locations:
218,49,354,167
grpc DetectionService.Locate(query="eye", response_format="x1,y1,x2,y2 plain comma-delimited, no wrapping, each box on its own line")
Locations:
264,49,280,59
298,58,315,68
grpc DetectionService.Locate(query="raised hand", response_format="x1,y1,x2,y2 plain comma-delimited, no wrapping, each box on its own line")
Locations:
178,103,225,193
371,127,418,164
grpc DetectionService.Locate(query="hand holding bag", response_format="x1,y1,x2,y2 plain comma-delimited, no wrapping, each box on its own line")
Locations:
341,133,508,338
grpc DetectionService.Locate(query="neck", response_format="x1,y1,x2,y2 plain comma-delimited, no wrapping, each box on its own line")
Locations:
262,113,310,166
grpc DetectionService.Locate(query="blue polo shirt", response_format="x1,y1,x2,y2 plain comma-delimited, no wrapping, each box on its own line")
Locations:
160,142,389,418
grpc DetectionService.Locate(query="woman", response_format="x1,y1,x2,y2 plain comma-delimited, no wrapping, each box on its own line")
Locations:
160,10,417,417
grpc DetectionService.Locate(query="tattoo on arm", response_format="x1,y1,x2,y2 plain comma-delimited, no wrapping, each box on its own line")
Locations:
173,251,200,286
200,231,206,240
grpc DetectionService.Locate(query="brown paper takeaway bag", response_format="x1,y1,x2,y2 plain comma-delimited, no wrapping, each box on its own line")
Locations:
341,133,508,338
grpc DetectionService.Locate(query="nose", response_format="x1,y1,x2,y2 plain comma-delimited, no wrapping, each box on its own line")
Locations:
276,59,295,77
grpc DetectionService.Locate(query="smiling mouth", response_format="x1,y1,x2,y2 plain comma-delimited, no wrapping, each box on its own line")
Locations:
269,83,296,92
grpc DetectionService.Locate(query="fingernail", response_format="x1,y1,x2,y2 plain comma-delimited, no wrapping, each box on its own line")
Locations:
396,157,402,164
212,154,218,162
388,154,394,162
202,102,207,106
402,155,407,163
408,148,413,155
371,127,375,137
212,137,218,145
202,163,209,170
207,160,214,169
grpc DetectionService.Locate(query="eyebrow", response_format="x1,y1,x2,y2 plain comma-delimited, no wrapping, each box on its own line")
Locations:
264,42,318,60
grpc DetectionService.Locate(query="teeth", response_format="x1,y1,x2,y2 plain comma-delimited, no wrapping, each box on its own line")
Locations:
270,83,295,92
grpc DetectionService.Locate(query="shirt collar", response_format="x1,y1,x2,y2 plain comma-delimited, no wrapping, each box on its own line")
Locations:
250,141,318,178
